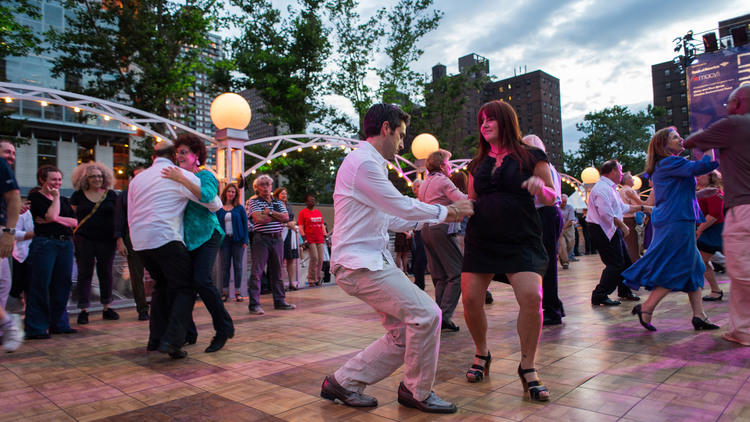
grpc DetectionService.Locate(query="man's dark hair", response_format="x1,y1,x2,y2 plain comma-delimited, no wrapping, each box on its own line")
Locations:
363,103,410,139
153,144,176,161
600,159,620,175
304,193,315,201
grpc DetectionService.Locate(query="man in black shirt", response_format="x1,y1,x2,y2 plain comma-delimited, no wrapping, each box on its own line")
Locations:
0,153,23,351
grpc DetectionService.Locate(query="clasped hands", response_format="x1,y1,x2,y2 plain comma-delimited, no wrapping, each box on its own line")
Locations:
445,199,474,223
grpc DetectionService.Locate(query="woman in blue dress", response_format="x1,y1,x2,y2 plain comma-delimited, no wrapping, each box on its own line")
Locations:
624,127,720,331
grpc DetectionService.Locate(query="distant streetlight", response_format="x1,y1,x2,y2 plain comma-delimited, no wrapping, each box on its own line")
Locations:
411,133,439,180
581,167,600,184
211,93,251,202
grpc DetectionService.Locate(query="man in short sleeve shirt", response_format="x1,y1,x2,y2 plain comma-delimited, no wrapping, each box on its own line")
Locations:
247,175,293,315
0,145,23,352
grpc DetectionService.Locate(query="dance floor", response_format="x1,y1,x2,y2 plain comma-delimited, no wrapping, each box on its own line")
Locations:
1,255,747,421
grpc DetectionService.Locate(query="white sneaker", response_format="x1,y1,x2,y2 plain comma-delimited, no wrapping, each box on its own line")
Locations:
2,314,24,352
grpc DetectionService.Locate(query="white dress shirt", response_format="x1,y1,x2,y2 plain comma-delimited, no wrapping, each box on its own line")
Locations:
331,142,448,271
128,157,222,251
586,176,630,240
12,210,33,263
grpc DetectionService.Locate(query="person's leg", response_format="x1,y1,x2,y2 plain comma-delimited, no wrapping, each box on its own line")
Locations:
614,233,635,298
412,231,427,290
508,272,544,371
49,239,74,332
73,236,96,313
425,225,463,322
623,217,639,263
268,237,287,307
232,241,245,292
306,242,320,284
315,243,326,283
219,237,232,295
191,231,234,337
249,237,270,309
333,262,441,401
420,226,445,299
700,251,722,297
540,206,563,321
461,272,494,362
94,239,117,313
8,258,30,313
573,224,581,256
723,205,750,345
0,256,10,308
639,287,670,324
139,250,168,348
25,238,55,336
590,224,627,302
558,227,570,266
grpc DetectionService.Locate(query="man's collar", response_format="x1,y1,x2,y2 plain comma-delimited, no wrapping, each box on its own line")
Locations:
598,176,616,188
360,141,388,166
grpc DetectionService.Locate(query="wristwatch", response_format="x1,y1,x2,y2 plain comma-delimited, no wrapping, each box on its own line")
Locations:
2,227,15,235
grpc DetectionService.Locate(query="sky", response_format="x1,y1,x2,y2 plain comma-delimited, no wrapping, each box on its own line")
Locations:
227,0,748,153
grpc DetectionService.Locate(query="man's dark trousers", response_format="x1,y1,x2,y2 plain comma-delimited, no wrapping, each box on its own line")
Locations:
539,206,564,320
138,241,194,349
249,233,285,307
589,223,634,302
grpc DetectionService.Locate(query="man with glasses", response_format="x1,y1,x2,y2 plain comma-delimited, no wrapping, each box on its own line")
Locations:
246,175,294,315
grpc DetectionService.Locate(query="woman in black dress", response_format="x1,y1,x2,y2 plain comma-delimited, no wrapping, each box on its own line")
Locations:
461,100,557,402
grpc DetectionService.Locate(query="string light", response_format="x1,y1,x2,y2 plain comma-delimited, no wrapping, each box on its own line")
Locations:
40,101,48,107
103,115,110,121
266,160,271,164
282,152,287,157
297,147,302,152
312,145,318,149
73,107,81,113
3,97,11,103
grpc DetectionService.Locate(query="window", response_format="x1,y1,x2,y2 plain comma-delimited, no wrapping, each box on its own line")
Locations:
38,140,57,168
664,69,670,77
680,93,686,100
667,109,673,116
665,82,671,90
113,144,129,190
666,95,672,103
77,139,96,164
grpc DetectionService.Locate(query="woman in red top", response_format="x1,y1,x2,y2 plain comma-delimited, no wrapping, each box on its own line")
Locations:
696,171,725,301
298,194,327,287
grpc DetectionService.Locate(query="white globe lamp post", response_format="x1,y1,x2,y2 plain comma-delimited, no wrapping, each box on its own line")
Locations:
411,133,440,179
211,93,251,202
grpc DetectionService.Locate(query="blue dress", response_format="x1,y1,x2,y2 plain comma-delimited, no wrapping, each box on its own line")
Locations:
623,155,718,292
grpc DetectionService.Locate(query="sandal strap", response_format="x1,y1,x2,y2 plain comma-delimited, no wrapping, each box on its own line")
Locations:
711,290,723,294
518,367,537,375
474,352,490,361
470,364,485,371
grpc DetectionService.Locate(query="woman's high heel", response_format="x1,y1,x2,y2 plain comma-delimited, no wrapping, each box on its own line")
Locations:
692,316,720,330
466,351,491,383
632,304,657,331
517,365,550,402
702,290,723,302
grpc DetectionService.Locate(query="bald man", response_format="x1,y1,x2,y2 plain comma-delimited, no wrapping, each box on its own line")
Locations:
686,85,750,346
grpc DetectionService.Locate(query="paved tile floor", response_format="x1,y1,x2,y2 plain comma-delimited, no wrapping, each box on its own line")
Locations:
1,255,748,421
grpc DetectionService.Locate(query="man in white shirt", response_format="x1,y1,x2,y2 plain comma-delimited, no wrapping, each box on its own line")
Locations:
320,104,474,414
587,160,650,306
128,142,221,358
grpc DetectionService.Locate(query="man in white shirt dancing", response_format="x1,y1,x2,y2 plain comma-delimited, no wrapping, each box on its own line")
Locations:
320,104,474,414
128,142,221,358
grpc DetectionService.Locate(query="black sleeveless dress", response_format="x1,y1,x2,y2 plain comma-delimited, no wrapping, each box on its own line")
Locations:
462,148,549,282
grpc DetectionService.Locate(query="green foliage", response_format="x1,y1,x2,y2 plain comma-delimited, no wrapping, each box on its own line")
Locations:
47,1,223,117
231,0,330,134
253,147,346,204
564,105,661,179
411,64,489,159
377,0,442,106
0,0,41,60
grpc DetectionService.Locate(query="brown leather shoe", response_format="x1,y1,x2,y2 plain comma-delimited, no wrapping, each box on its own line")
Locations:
320,375,377,407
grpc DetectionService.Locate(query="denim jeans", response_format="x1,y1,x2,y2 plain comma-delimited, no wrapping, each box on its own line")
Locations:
220,237,244,291
25,237,74,336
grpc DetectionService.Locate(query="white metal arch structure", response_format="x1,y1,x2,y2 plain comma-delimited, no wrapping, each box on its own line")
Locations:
0,82,213,144
242,134,428,186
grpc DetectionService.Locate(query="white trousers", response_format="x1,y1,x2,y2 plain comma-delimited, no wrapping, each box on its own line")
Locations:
724,204,750,345
0,258,11,308
333,258,441,401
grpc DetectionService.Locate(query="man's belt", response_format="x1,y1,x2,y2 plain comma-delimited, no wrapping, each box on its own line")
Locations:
258,232,282,238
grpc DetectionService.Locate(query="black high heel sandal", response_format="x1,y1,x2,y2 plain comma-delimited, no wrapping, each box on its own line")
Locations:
692,316,720,330
466,351,491,383
517,366,550,401
632,304,657,331
702,290,723,302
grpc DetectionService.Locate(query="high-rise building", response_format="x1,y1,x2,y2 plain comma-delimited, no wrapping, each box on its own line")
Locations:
651,13,750,136
240,89,280,141
425,54,563,169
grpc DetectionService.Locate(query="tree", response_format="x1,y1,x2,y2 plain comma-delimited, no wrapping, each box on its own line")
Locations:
410,64,489,159
377,0,442,108
0,1,40,144
564,105,664,179
231,0,330,134
46,0,224,164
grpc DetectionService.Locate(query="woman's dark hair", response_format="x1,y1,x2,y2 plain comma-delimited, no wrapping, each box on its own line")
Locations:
644,126,676,176
174,133,207,166
37,164,62,186
450,171,468,194
468,100,533,174
363,103,410,139
221,183,240,207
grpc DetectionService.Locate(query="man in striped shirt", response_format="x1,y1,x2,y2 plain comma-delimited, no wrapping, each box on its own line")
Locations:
246,175,295,314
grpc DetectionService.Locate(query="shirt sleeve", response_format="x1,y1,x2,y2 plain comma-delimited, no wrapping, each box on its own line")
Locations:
658,155,719,178
196,171,219,203
353,160,447,222
387,216,420,233
706,195,724,219
442,178,468,202
29,191,49,219
591,189,617,222
0,159,18,196
687,117,734,150
114,191,126,239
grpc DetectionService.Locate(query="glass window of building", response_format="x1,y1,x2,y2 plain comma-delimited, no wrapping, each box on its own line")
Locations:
77,140,96,164
37,140,57,168
21,100,42,119
112,144,129,190
665,82,671,90
664,69,670,77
